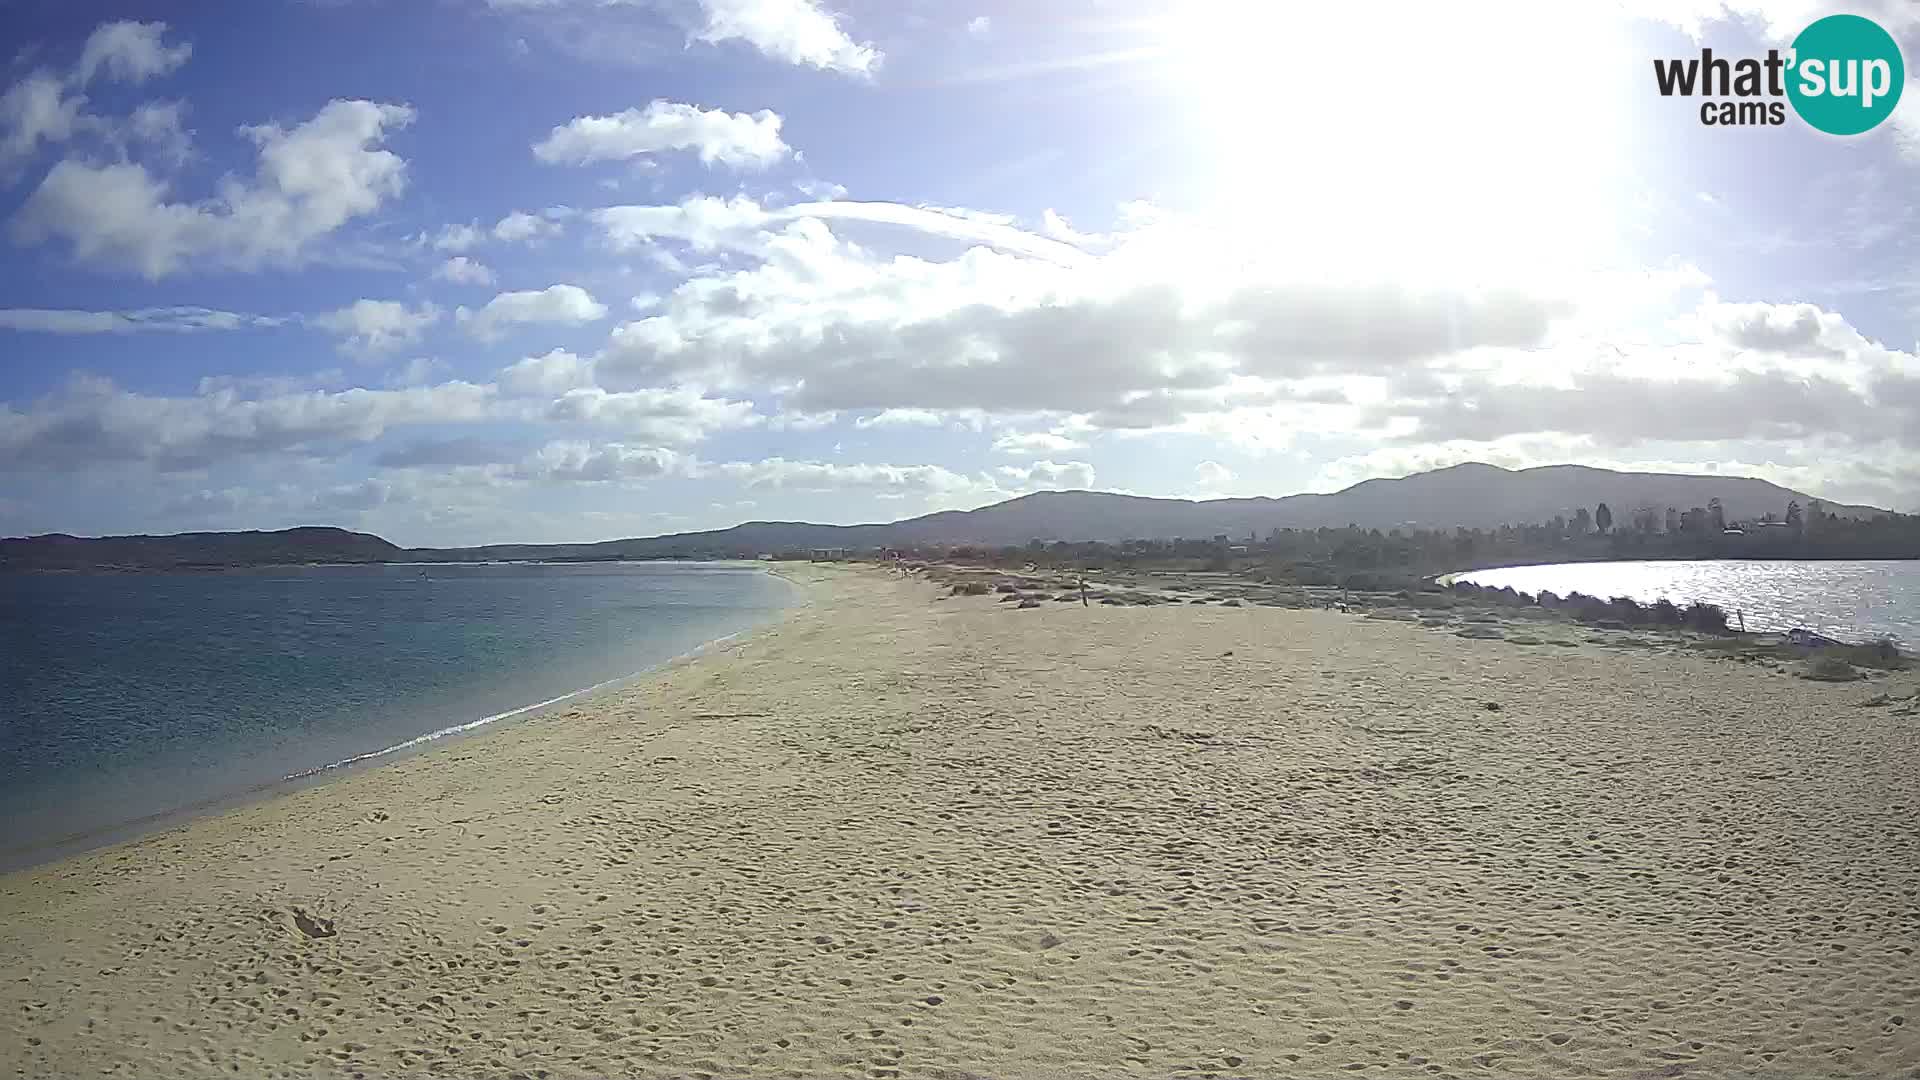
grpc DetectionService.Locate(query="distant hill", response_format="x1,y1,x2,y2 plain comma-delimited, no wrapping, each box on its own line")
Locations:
0,463,1889,569
0,527,401,571
550,462,1884,554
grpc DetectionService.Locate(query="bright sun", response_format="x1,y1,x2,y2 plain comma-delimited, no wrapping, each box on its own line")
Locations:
1158,0,1636,288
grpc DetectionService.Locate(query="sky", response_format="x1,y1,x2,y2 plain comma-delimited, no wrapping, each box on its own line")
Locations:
3,0,1919,546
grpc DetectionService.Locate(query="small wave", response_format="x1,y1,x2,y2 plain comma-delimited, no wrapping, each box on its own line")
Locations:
280,626,759,781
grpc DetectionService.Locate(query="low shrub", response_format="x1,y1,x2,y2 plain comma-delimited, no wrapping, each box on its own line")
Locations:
1826,637,1909,671
1799,656,1861,682
1566,592,1613,623
1607,596,1649,625
1683,601,1730,633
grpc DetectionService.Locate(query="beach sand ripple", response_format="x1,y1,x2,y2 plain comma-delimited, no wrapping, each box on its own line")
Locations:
4,567,1918,1079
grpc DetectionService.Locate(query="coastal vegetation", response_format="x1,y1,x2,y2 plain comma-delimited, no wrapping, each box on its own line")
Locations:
906,499,1920,593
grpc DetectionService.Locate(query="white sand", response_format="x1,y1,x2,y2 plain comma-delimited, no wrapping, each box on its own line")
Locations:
4,565,1917,1079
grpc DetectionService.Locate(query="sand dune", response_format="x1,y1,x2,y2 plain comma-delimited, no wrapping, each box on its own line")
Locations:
4,565,1917,1079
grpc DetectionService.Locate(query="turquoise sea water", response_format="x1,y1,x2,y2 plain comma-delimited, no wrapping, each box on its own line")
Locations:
1457,559,1919,643
0,562,793,868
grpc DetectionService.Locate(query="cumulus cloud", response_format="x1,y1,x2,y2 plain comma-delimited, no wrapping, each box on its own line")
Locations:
375,436,525,468
691,0,878,74
521,440,685,483
533,100,788,169
1193,460,1234,491
312,299,442,357
11,99,415,278
457,284,607,340
1367,368,1900,448
0,373,497,472
716,457,976,495
433,223,485,252
593,215,1560,424
128,100,192,166
499,348,597,397
592,195,1093,265
1706,300,1847,356
592,193,773,252
74,21,193,85
387,357,450,388
494,209,564,244
433,256,495,285
994,460,1095,490
0,73,88,171
854,408,947,428
991,431,1085,454
0,306,275,333
159,487,247,519
545,386,760,444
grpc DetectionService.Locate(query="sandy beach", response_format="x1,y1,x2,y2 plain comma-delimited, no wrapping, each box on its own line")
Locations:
4,564,1918,1080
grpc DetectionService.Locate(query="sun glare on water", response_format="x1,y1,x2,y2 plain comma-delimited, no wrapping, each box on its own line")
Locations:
1158,0,1636,289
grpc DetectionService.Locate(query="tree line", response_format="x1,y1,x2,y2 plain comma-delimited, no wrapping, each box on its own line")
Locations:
884,499,1919,587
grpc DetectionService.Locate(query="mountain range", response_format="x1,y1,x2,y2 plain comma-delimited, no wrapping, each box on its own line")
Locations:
0,463,1889,570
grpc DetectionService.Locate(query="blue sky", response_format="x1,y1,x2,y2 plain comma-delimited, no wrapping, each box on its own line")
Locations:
4,0,1919,545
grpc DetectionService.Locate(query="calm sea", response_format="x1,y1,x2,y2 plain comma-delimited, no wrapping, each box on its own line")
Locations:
1457,559,1919,643
0,562,794,869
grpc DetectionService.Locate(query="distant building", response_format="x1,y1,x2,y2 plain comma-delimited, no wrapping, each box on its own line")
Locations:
809,547,851,561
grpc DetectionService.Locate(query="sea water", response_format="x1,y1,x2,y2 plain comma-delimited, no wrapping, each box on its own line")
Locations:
0,561,793,868
1457,559,1919,643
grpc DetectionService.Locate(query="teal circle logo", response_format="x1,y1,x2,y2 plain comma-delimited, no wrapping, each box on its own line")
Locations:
1787,14,1905,135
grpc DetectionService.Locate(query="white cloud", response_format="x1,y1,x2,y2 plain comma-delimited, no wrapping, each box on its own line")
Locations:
854,408,946,428
11,99,414,278
991,431,1085,454
0,373,498,471
590,194,1093,264
159,486,249,519
457,284,607,340
313,299,442,357
1193,460,1233,491
1704,300,1847,355
0,306,274,333
545,386,760,444
522,440,685,483
311,477,400,513
692,0,878,74
593,193,773,252
966,15,992,37
717,457,977,495
494,209,563,244
0,73,86,171
433,256,495,285
592,208,1563,426
128,100,191,166
433,223,485,252
994,460,1095,491
388,357,449,388
499,348,598,397
533,100,789,169
74,21,192,86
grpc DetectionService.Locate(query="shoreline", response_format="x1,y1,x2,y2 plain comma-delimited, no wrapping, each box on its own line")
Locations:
5,563,1916,1078
0,563,809,875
